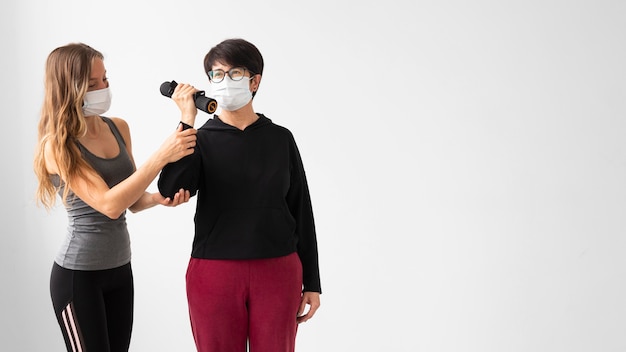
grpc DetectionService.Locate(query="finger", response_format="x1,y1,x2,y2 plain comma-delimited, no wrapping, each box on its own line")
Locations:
183,128,197,137
298,306,316,323
306,304,319,320
297,301,310,323
297,300,306,317
297,313,309,324
179,84,196,96
171,189,187,206
175,189,184,203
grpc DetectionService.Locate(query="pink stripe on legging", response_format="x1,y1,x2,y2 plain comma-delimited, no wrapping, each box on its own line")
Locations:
61,303,83,352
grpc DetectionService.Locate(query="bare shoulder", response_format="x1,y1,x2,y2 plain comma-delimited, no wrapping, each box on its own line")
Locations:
110,117,130,134
110,117,132,144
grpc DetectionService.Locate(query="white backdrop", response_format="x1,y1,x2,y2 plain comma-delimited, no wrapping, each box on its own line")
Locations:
2,0,626,351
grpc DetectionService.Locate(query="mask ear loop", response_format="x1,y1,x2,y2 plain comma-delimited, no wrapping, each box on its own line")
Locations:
250,74,260,97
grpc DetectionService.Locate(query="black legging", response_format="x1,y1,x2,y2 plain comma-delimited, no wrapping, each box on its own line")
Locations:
50,262,134,352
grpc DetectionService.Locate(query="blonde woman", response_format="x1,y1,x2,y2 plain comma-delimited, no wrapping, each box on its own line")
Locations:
34,42,196,352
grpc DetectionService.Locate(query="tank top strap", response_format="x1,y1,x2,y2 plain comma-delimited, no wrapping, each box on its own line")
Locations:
100,116,127,147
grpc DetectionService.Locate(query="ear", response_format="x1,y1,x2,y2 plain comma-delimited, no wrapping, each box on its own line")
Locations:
250,74,262,92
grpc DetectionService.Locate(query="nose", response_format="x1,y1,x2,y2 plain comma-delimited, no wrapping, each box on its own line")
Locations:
95,80,109,90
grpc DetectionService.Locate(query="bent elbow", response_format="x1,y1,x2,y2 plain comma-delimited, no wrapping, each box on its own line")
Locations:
127,204,141,214
101,206,126,220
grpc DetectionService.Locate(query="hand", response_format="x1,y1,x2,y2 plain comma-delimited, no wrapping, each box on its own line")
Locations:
158,123,197,164
297,291,320,324
172,82,199,125
153,188,191,207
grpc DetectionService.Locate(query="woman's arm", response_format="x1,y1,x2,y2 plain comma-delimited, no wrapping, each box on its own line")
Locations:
286,134,322,294
128,189,191,213
111,118,192,213
157,83,203,199
45,120,196,219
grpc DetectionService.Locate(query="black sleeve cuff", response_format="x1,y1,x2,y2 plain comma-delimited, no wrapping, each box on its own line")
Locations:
179,121,193,130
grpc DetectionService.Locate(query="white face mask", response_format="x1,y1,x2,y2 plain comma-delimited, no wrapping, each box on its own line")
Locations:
82,87,112,116
211,77,252,111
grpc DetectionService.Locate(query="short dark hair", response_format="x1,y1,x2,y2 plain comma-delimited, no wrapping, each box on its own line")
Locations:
203,38,264,78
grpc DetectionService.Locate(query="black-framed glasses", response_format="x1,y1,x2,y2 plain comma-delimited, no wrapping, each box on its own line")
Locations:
207,67,253,83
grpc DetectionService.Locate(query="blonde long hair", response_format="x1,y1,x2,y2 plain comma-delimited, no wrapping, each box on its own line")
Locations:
34,43,102,209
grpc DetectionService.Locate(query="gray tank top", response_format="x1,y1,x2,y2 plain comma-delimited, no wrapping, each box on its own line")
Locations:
52,116,135,270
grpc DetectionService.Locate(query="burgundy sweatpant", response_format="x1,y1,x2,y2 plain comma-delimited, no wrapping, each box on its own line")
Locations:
186,252,303,352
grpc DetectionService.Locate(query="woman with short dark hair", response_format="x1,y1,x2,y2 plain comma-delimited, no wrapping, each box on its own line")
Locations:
158,38,322,352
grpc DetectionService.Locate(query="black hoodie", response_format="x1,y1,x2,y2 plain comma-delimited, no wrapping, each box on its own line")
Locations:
158,114,321,293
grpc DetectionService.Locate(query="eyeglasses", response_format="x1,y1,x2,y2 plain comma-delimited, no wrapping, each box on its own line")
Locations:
207,67,253,83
